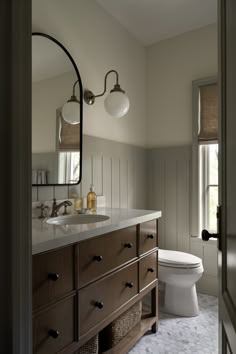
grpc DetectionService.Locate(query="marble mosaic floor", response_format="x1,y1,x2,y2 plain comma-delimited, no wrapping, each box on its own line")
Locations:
129,293,218,354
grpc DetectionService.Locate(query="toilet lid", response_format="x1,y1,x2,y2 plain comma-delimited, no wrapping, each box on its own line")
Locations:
158,249,202,268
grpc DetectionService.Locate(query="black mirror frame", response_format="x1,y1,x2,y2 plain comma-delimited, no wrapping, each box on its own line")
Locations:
32,32,83,186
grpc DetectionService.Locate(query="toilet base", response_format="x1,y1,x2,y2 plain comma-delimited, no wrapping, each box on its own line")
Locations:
163,283,199,317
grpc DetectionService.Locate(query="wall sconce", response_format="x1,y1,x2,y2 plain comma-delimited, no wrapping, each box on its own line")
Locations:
61,80,80,125
84,70,130,118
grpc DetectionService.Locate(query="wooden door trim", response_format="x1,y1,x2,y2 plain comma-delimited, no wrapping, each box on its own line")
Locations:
219,0,236,352
0,0,32,353
220,296,236,353
218,0,226,351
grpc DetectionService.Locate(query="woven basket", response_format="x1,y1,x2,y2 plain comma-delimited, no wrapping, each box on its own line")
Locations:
76,334,98,354
100,301,142,350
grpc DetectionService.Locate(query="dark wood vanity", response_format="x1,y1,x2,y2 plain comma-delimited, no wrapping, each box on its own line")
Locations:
32,219,158,354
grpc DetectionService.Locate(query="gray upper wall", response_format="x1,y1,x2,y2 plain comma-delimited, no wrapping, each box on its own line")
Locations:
32,0,147,147
33,2,217,149
147,24,217,148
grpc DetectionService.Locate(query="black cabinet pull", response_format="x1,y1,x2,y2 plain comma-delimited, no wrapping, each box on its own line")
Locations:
94,255,103,262
95,301,104,309
48,273,60,281
147,234,154,239
48,329,59,338
148,268,154,273
124,243,132,248
126,282,134,288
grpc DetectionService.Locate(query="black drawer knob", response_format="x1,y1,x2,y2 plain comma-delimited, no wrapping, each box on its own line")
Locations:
126,282,134,288
124,243,133,248
48,329,59,339
148,268,154,273
95,301,104,309
94,255,103,262
147,234,154,239
48,273,60,281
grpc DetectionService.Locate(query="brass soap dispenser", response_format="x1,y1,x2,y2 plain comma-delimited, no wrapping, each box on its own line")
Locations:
87,184,97,212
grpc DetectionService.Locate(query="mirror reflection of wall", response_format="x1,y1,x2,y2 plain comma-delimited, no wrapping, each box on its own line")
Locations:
32,34,82,185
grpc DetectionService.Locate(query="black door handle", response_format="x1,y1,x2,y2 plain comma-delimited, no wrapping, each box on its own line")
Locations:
202,229,219,241
202,206,222,250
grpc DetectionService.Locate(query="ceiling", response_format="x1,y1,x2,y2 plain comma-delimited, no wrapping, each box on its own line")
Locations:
96,0,217,46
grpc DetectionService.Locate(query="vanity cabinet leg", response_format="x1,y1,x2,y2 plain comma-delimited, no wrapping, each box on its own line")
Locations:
151,285,158,333
152,321,157,333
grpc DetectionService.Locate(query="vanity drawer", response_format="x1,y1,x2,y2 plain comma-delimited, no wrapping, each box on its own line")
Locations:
33,295,76,354
139,251,157,291
32,246,74,310
79,262,138,336
78,226,137,288
139,220,157,255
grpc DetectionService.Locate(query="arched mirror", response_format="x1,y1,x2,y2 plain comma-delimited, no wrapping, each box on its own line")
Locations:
32,33,83,185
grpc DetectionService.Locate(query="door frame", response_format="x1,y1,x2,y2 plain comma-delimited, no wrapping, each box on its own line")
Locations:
218,0,236,352
0,1,32,353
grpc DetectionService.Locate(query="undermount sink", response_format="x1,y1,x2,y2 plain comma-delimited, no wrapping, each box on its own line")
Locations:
46,214,110,226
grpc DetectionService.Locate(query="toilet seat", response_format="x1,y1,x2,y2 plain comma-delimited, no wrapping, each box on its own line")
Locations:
158,249,202,269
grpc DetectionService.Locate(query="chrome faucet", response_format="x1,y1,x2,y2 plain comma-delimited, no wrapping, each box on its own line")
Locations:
50,198,72,217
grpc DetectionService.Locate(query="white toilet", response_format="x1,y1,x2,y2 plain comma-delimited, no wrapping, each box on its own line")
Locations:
158,249,204,317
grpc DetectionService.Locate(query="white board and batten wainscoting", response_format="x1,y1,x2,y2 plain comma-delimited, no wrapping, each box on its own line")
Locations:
32,136,218,296
148,146,218,296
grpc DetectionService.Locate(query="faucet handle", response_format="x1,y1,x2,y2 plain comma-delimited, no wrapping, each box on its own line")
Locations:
37,204,49,219
36,203,44,210
62,201,72,215
50,199,72,217
50,198,58,217
62,205,68,215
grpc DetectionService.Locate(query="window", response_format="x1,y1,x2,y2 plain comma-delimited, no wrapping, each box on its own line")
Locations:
192,78,218,237
58,151,80,184
56,110,81,184
199,144,218,233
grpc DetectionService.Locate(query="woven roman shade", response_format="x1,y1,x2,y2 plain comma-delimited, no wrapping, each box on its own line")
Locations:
198,83,218,143
58,116,80,151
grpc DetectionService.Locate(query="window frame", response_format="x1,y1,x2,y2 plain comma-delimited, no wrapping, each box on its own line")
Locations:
191,77,218,238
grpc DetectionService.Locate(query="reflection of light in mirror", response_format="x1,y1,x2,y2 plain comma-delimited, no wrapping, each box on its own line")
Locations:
32,169,48,184
32,33,82,185
58,152,80,184
62,80,81,124
62,100,80,124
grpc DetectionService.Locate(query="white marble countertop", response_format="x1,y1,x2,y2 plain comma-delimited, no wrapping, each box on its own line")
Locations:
32,208,162,255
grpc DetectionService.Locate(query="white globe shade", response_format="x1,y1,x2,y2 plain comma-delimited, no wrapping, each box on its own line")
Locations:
61,101,80,124
104,91,130,118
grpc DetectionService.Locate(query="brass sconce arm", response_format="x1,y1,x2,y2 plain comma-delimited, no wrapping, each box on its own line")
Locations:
84,70,125,105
